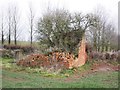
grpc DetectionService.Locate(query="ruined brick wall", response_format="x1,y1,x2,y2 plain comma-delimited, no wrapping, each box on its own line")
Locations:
17,52,75,69
73,36,87,67
17,54,50,68
17,36,87,69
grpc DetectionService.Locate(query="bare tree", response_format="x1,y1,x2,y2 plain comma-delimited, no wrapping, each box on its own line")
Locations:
12,5,20,45
4,3,21,45
28,4,35,45
7,5,12,45
87,7,117,52
1,11,4,45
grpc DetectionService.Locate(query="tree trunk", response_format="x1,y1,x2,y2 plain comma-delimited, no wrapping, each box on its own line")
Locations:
1,30,4,45
30,24,33,45
14,24,17,45
8,28,11,45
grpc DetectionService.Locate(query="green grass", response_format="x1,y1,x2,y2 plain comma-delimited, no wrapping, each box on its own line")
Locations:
1,57,119,88
2,40,36,45
1,40,39,48
2,69,119,88
1,57,14,64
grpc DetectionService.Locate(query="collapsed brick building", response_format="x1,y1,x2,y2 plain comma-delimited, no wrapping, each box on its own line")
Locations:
17,37,87,69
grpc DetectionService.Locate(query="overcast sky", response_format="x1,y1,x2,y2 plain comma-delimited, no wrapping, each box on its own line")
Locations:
0,0,119,41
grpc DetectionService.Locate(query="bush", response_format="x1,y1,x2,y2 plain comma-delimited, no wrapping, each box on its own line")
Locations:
89,50,119,61
89,51,100,60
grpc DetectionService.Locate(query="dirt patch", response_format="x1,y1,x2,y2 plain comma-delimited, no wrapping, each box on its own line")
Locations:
64,61,119,82
91,61,119,72
92,64,113,72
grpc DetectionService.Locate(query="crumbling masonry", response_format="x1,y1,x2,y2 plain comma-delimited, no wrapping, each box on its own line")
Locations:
17,36,87,69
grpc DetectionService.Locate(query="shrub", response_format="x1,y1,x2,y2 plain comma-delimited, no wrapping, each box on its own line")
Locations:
89,50,119,61
89,51,100,60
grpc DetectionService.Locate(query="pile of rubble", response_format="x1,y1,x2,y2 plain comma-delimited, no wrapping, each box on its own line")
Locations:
17,54,49,68
17,36,87,69
17,52,75,69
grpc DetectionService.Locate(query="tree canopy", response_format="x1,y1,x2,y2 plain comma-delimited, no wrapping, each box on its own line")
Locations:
37,8,118,55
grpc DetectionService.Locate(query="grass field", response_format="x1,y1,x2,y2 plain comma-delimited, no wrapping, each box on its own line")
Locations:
1,40,39,47
2,69,118,88
1,58,119,88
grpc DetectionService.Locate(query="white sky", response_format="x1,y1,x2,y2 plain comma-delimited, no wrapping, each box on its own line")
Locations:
0,0,119,41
